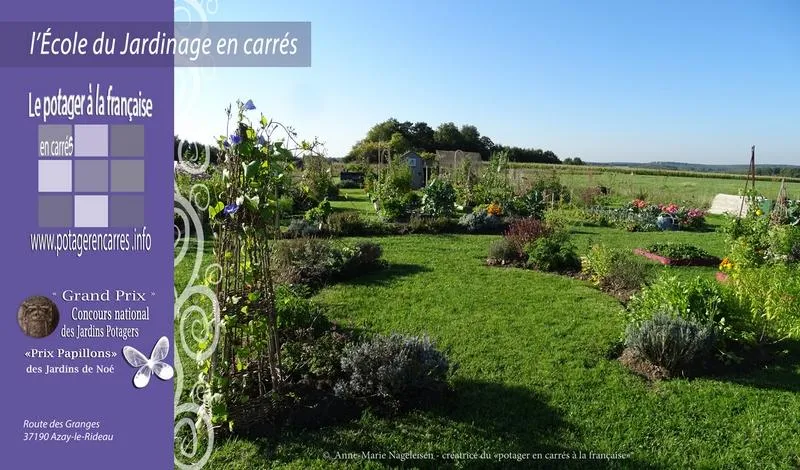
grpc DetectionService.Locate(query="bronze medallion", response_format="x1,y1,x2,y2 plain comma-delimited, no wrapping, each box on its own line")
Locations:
18,295,59,338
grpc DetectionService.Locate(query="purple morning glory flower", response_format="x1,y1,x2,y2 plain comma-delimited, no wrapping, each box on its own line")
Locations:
230,134,242,145
244,99,256,110
223,203,239,215
258,135,266,146
223,140,230,148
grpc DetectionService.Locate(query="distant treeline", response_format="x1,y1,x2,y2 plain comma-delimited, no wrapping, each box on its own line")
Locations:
755,167,800,178
508,162,800,183
596,161,800,178
344,118,562,164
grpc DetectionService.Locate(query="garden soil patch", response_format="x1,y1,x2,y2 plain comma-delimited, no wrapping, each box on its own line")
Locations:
618,348,670,381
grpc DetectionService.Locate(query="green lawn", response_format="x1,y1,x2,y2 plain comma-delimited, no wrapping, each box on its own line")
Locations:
330,188,380,219
179,227,800,469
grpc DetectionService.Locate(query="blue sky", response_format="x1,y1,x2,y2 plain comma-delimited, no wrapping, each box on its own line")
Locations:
174,0,799,164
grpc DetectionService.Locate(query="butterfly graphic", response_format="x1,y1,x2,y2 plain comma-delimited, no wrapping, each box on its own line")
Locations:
122,336,174,389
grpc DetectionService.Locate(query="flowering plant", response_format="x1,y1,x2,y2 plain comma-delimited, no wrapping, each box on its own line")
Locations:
622,200,706,230
719,257,734,272
487,202,503,216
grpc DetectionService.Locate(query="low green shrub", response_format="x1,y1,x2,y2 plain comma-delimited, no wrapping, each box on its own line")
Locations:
584,244,651,292
275,285,325,332
379,192,420,222
524,231,581,272
339,241,386,277
304,198,332,225
334,333,454,412
273,238,339,287
625,313,716,376
488,238,520,264
504,218,552,256
406,215,458,234
285,218,322,238
327,211,367,236
767,225,800,263
458,210,503,233
626,275,739,338
272,239,385,287
729,264,800,343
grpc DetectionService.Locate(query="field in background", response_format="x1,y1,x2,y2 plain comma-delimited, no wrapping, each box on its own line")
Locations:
333,162,800,208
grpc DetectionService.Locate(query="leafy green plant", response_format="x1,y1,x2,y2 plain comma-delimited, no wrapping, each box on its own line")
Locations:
767,225,800,263
509,188,547,218
474,151,514,206
524,231,581,272
421,178,457,217
304,198,332,226
626,276,737,336
625,313,716,376
301,154,339,203
584,244,651,292
646,243,713,261
370,156,417,221
719,213,771,268
729,264,800,343
334,333,455,412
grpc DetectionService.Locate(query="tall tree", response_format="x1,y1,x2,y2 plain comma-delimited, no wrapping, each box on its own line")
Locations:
434,122,463,150
388,132,412,155
365,118,402,142
409,122,435,150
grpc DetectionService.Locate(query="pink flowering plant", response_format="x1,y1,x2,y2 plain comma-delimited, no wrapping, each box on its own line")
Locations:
612,199,707,231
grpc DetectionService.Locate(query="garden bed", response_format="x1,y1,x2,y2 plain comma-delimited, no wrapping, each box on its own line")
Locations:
633,244,720,267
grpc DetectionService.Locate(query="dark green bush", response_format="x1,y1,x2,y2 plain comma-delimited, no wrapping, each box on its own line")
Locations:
273,238,339,287
327,211,367,236
525,232,581,272
625,313,716,376
272,239,386,287
406,215,458,234
584,244,651,292
334,333,454,412
339,241,386,277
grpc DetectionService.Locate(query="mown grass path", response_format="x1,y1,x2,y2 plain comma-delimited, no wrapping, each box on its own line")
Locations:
200,230,799,469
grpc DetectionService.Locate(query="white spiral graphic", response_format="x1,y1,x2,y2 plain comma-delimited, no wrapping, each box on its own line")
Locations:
173,3,220,468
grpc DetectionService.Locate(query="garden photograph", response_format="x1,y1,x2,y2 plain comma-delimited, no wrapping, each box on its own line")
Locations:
172,2,799,469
